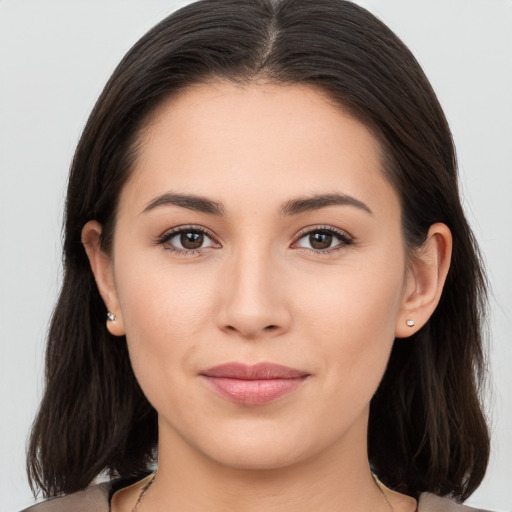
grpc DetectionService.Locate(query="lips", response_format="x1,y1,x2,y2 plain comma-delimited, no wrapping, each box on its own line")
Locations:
200,362,310,405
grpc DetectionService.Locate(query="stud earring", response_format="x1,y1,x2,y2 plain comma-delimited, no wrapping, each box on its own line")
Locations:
406,319,415,327
107,312,117,322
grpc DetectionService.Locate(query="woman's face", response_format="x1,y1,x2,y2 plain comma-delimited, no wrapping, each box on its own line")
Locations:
102,81,416,470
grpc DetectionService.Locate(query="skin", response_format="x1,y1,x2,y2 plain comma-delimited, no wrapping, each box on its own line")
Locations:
83,81,451,512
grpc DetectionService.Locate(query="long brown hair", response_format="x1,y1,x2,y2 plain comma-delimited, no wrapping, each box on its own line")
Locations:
27,0,489,501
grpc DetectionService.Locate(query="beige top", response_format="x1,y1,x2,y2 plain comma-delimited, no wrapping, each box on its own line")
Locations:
21,481,493,512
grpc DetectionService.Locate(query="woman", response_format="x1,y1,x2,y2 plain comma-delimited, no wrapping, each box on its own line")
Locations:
23,0,492,510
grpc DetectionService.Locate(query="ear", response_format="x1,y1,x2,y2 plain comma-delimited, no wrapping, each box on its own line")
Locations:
81,220,125,336
395,223,452,338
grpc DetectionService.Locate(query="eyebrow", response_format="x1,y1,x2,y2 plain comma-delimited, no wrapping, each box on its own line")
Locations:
279,193,372,216
142,192,225,216
141,191,372,216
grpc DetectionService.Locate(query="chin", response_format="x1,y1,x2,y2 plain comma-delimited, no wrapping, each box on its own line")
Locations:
193,426,325,472
208,445,308,472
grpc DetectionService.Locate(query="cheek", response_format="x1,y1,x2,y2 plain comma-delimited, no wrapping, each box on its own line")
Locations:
296,253,405,335
292,250,406,388
113,252,219,389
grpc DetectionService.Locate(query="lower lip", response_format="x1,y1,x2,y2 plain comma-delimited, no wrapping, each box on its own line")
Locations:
201,376,308,405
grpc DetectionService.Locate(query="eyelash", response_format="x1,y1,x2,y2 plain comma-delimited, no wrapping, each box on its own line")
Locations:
293,225,354,255
157,225,219,256
156,225,354,257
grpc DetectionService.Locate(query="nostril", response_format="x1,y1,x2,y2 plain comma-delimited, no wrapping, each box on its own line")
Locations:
265,325,278,330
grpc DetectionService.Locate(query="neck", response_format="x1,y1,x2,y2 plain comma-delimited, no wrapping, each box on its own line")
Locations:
135,411,397,512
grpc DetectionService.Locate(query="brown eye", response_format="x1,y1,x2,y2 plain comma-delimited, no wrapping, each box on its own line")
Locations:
309,232,333,250
158,227,219,254
180,231,204,249
294,227,353,253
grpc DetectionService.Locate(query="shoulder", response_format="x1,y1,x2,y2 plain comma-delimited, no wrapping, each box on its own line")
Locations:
19,482,110,512
418,492,494,512
20,486,496,512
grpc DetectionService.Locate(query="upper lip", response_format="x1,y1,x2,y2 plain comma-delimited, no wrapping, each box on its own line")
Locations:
201,362,309,380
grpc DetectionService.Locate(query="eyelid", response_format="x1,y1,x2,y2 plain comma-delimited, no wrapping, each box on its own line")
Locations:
157,225,221,254
156,224,354,257
293,224,352,240
291,225,354,253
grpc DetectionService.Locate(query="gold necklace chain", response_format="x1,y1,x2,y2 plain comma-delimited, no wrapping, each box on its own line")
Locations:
373,474,394,511
131,472,396,512
131,472,157,512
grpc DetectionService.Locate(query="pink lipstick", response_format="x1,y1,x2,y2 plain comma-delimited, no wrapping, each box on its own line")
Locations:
200,362,310,405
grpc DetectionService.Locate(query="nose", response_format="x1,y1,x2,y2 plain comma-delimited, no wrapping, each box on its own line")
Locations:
216,245,291,339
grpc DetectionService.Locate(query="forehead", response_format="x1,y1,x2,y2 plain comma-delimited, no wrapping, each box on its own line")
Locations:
120,80,398,218
140,80,374,160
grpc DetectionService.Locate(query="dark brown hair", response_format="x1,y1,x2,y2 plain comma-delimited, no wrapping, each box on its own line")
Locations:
27,0,489,501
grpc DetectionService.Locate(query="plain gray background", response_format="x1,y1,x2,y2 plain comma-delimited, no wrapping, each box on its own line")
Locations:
0,1,510,511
